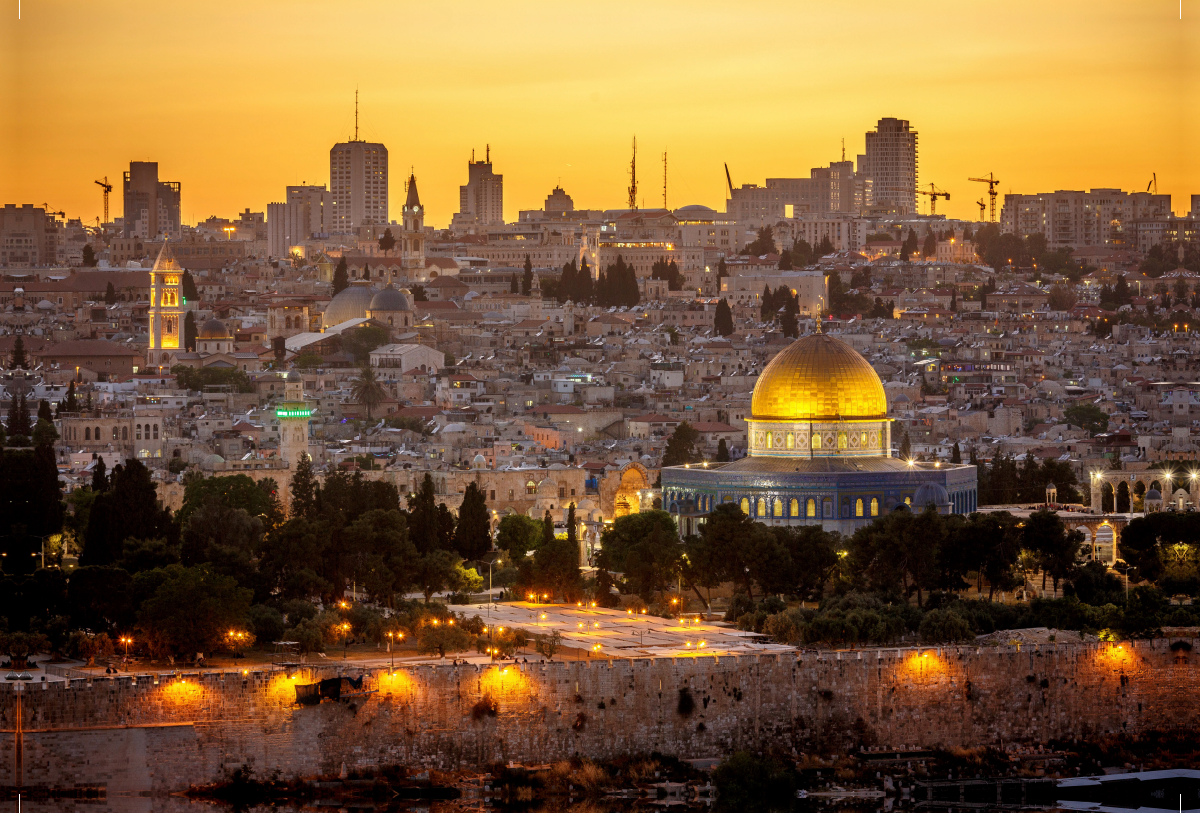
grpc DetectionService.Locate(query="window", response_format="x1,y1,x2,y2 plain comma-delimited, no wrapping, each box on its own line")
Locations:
490,490,496,500
870,497,879,517
526,480,536,495
740,497,750,515
153,424,159,440
95,427,100,440
811,432,821,450
122,427,128,440
508,489,514,500
84,427,90,440
558,487,566,498
786,433,794,450
773,499,782,517
856,498,864,517
790,498,799,516
757,498,766,516
112,427,119,440
765,431,773,449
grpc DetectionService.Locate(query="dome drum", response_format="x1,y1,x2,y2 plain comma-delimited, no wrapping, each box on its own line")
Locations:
747,419,890,459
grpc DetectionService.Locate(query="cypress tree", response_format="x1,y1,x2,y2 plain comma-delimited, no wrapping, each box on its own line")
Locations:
714,298,734,336
91,455,108,492
453,481,491,561
716,438,730,462
10,337,27,370
542,510,555,547
332,257,349,295
37,399,52,424
522,255,533,296
510,274,519,294
289,452,317,519
63,381,79,413
181,270,199,302
566,502,577,549
184,311,197,351
951,441,962,464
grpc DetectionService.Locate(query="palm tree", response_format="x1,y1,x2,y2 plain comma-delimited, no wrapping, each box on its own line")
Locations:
351,363,386,420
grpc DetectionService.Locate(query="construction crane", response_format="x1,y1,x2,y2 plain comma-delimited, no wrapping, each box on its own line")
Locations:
1147,173,1158,194
976,197,987,220
41,203,66,220
968,173,1000,222
95,176,112,226
916,183,950,215
724,163,735,199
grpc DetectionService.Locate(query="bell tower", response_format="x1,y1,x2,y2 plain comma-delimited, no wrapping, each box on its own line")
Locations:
147,240,184,371
401,172,425,273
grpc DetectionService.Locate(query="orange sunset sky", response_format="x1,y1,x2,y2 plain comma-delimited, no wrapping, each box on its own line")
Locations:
1,1,1196,228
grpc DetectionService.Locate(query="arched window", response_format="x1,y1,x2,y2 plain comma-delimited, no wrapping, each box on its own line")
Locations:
122,426,128,440
870,497,879,517
740,497,750,515
773,499,783,517
756,498,766,516
153,424,159,440
790,498,799,516
855,498,864,517
786,433,794,450
811,432,821,450
806,498,816,518
905,496,912,506
136,424,142,441
94,426,100,440
765,431,773,449
526,480,537,495
84,427,90,440
112,427,119,440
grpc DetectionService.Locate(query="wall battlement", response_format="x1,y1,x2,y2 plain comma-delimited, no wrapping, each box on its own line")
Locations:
2,641,1195,794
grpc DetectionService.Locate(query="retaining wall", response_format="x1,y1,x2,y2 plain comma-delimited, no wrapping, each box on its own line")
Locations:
1,640,1195,794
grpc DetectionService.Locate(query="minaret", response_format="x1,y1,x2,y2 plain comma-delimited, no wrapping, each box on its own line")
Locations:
276,371,312,465
147,240,184,371
401,172,425,274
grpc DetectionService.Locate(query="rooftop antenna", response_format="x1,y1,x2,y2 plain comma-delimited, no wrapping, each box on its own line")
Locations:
662,150,668,210
628,136,638,211
841,138,845,162
354,87,359,141
486,144,490,163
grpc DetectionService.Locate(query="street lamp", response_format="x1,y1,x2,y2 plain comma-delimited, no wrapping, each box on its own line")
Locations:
386,631,402,673
340,622,351,659
120,635,132,663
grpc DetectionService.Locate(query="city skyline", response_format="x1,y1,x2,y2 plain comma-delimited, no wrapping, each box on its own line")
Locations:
1,1,1196,227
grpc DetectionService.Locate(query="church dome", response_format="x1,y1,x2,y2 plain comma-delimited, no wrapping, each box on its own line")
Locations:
751,333,887,422
370,284,411,313
324,283,376,328
198,318,231,339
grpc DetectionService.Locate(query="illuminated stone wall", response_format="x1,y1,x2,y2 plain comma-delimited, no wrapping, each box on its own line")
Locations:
1,640,1194,794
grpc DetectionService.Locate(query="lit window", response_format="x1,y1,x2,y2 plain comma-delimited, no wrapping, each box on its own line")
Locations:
786,433,794,450
773,499,782,517
790,498,799,516
757,498,766,516
856,499,864,517
870,498,879,517
740,498,750,515
811,433,821,450
806,498,816,518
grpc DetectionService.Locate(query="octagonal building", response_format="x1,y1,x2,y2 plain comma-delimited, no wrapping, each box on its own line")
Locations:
662,332,977,535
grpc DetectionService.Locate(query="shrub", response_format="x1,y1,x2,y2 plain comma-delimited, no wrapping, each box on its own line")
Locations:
918,609,973,643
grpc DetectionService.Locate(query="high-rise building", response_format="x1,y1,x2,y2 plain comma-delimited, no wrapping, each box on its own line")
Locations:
267,185,336,257
330,140,388,231
0,204,59,267
453,148,504,231
122,161,181,239
857,118,918,215
146,241,184,370
725,161,870,228
400,173,425,272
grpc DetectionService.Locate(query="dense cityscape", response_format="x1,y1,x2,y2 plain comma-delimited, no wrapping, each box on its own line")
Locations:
2,1,1200,809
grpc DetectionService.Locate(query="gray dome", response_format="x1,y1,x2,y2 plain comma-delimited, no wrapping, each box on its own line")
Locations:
1146,488,1162,501
324,283,376,328
284,370,302,382
912,482,950,510
370,284,411,313
199,318,231,339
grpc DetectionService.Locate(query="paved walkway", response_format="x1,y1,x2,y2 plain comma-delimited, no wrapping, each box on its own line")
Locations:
446,601,794,658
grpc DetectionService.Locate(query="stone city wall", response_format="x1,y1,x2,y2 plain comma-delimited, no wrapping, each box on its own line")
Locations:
1,640,1195,794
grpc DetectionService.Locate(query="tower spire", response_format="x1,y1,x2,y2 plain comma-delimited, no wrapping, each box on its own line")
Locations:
663,150,668,210
354,87,359,141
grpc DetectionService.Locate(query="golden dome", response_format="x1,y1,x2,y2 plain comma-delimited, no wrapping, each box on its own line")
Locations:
751,333,887,422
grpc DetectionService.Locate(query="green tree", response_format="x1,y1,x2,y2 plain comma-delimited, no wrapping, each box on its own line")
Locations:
181,270,199,302
1023,509,1083,592
744,225,776,256
82,460,177,567
289,452,318,519
137,565,253,657
1064,403,1109,437
453,482,491,561
332,257,349,295
414,548,459,603
90,456,108,492
104,281,117,304
82,244,97,267
715,438,730,462
495,514,543,560
341,509,419,605
510,274,519,294
951,441,961,464
522,255,533,295
62,381,79,413
378,227,396,255
406,473,440,553
780,311,798,338
36,399,52,424
351,363,386,419
176,473,275,528
922,231,937,258
10,336,28,369
411,284,427,301
714,298,734,336
898,427,912,459
184,311,197,351
662,421,702,467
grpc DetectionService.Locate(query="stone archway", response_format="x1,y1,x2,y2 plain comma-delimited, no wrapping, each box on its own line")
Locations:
602,461,652,519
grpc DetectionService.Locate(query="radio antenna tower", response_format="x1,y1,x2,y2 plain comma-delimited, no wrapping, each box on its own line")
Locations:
353,87,359,141
662,150,668,210
628,136,638,211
